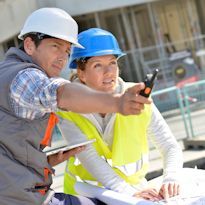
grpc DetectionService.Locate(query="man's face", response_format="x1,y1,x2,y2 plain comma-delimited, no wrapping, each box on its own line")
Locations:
25,37,71,77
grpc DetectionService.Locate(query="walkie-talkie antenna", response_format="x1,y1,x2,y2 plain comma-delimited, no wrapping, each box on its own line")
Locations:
151,69,159,82
140,69,159,98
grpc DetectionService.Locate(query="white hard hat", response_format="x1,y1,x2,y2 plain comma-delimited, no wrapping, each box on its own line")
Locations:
18,7,83,48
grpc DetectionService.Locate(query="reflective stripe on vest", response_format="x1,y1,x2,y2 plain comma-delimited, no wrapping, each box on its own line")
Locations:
58,105,151,195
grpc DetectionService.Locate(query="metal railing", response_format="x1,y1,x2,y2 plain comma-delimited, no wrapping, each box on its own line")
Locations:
152,79,205,141
182,80,205,138
152,87,189,143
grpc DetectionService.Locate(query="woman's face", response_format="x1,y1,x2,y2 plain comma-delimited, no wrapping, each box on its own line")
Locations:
78,55,119,93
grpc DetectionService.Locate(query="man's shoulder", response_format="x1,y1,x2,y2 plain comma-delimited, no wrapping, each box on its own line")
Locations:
20,67,46,75
16,67,47,81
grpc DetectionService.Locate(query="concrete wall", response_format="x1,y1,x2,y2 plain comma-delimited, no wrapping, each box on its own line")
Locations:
0,0,158,44
37,0,159,16
0,0,38,43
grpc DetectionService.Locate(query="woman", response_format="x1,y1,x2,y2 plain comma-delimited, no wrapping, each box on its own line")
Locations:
57,28,183,202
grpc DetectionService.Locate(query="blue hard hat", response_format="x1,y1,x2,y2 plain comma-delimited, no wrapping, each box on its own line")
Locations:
68,28,126,69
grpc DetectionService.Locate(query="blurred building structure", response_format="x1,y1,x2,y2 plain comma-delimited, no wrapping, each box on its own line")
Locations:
1,0,205,88
2,1,205,182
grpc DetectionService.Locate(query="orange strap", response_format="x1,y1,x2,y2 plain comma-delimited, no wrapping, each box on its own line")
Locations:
40,113,59,146
44,167,53,181
35,168,53,195
38,189,47,196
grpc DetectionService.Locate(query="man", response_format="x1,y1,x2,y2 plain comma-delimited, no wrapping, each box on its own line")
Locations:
0,8,151,205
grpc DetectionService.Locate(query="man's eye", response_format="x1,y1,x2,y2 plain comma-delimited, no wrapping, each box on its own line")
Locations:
52,44,58,48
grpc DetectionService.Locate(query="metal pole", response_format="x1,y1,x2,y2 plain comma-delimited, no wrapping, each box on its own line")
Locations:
130,8,147,77
94,12,101,28
186,0,203,50
120,7,142,81
147,3,168,82
176,88,191,138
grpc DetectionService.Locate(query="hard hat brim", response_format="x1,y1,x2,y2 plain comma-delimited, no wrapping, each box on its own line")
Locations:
18,33,84,49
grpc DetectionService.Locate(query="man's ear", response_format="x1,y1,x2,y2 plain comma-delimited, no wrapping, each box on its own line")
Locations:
23,37,36,55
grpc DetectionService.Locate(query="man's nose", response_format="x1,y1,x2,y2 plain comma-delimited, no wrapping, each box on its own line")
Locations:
58,52,68,62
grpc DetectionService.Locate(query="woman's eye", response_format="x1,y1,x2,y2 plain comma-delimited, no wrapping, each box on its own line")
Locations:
94,64,102,69
110,61,117,65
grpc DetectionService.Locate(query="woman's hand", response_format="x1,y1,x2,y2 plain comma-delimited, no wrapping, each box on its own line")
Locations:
133,188,163,202
47,146,85,167
159,182,180,200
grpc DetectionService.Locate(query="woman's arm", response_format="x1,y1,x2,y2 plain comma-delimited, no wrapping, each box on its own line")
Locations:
62,119,137,196
147,104,183,177
77,144,138,196
147,104,183,199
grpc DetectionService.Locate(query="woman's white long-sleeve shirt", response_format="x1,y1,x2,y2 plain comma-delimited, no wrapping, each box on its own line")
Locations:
61,78,183,196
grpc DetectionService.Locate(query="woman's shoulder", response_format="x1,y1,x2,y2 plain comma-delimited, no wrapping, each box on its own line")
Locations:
118,78,136,91
124,82,136,88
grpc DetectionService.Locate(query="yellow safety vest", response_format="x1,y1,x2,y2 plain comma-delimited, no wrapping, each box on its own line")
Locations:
58,105,151,195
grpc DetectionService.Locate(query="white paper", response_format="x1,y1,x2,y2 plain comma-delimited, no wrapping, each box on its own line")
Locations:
75,182,155,205
151,168,205,204
75,168,205,205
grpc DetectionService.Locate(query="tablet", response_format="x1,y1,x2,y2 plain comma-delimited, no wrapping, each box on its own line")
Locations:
46,139,96,156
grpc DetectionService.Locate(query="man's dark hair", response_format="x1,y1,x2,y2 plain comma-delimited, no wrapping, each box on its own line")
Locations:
19,32,52,51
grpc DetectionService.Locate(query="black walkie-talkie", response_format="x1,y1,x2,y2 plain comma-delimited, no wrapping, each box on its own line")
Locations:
139,69,159,98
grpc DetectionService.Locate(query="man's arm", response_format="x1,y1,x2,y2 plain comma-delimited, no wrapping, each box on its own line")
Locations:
10,69,151,117
57,82,152,115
